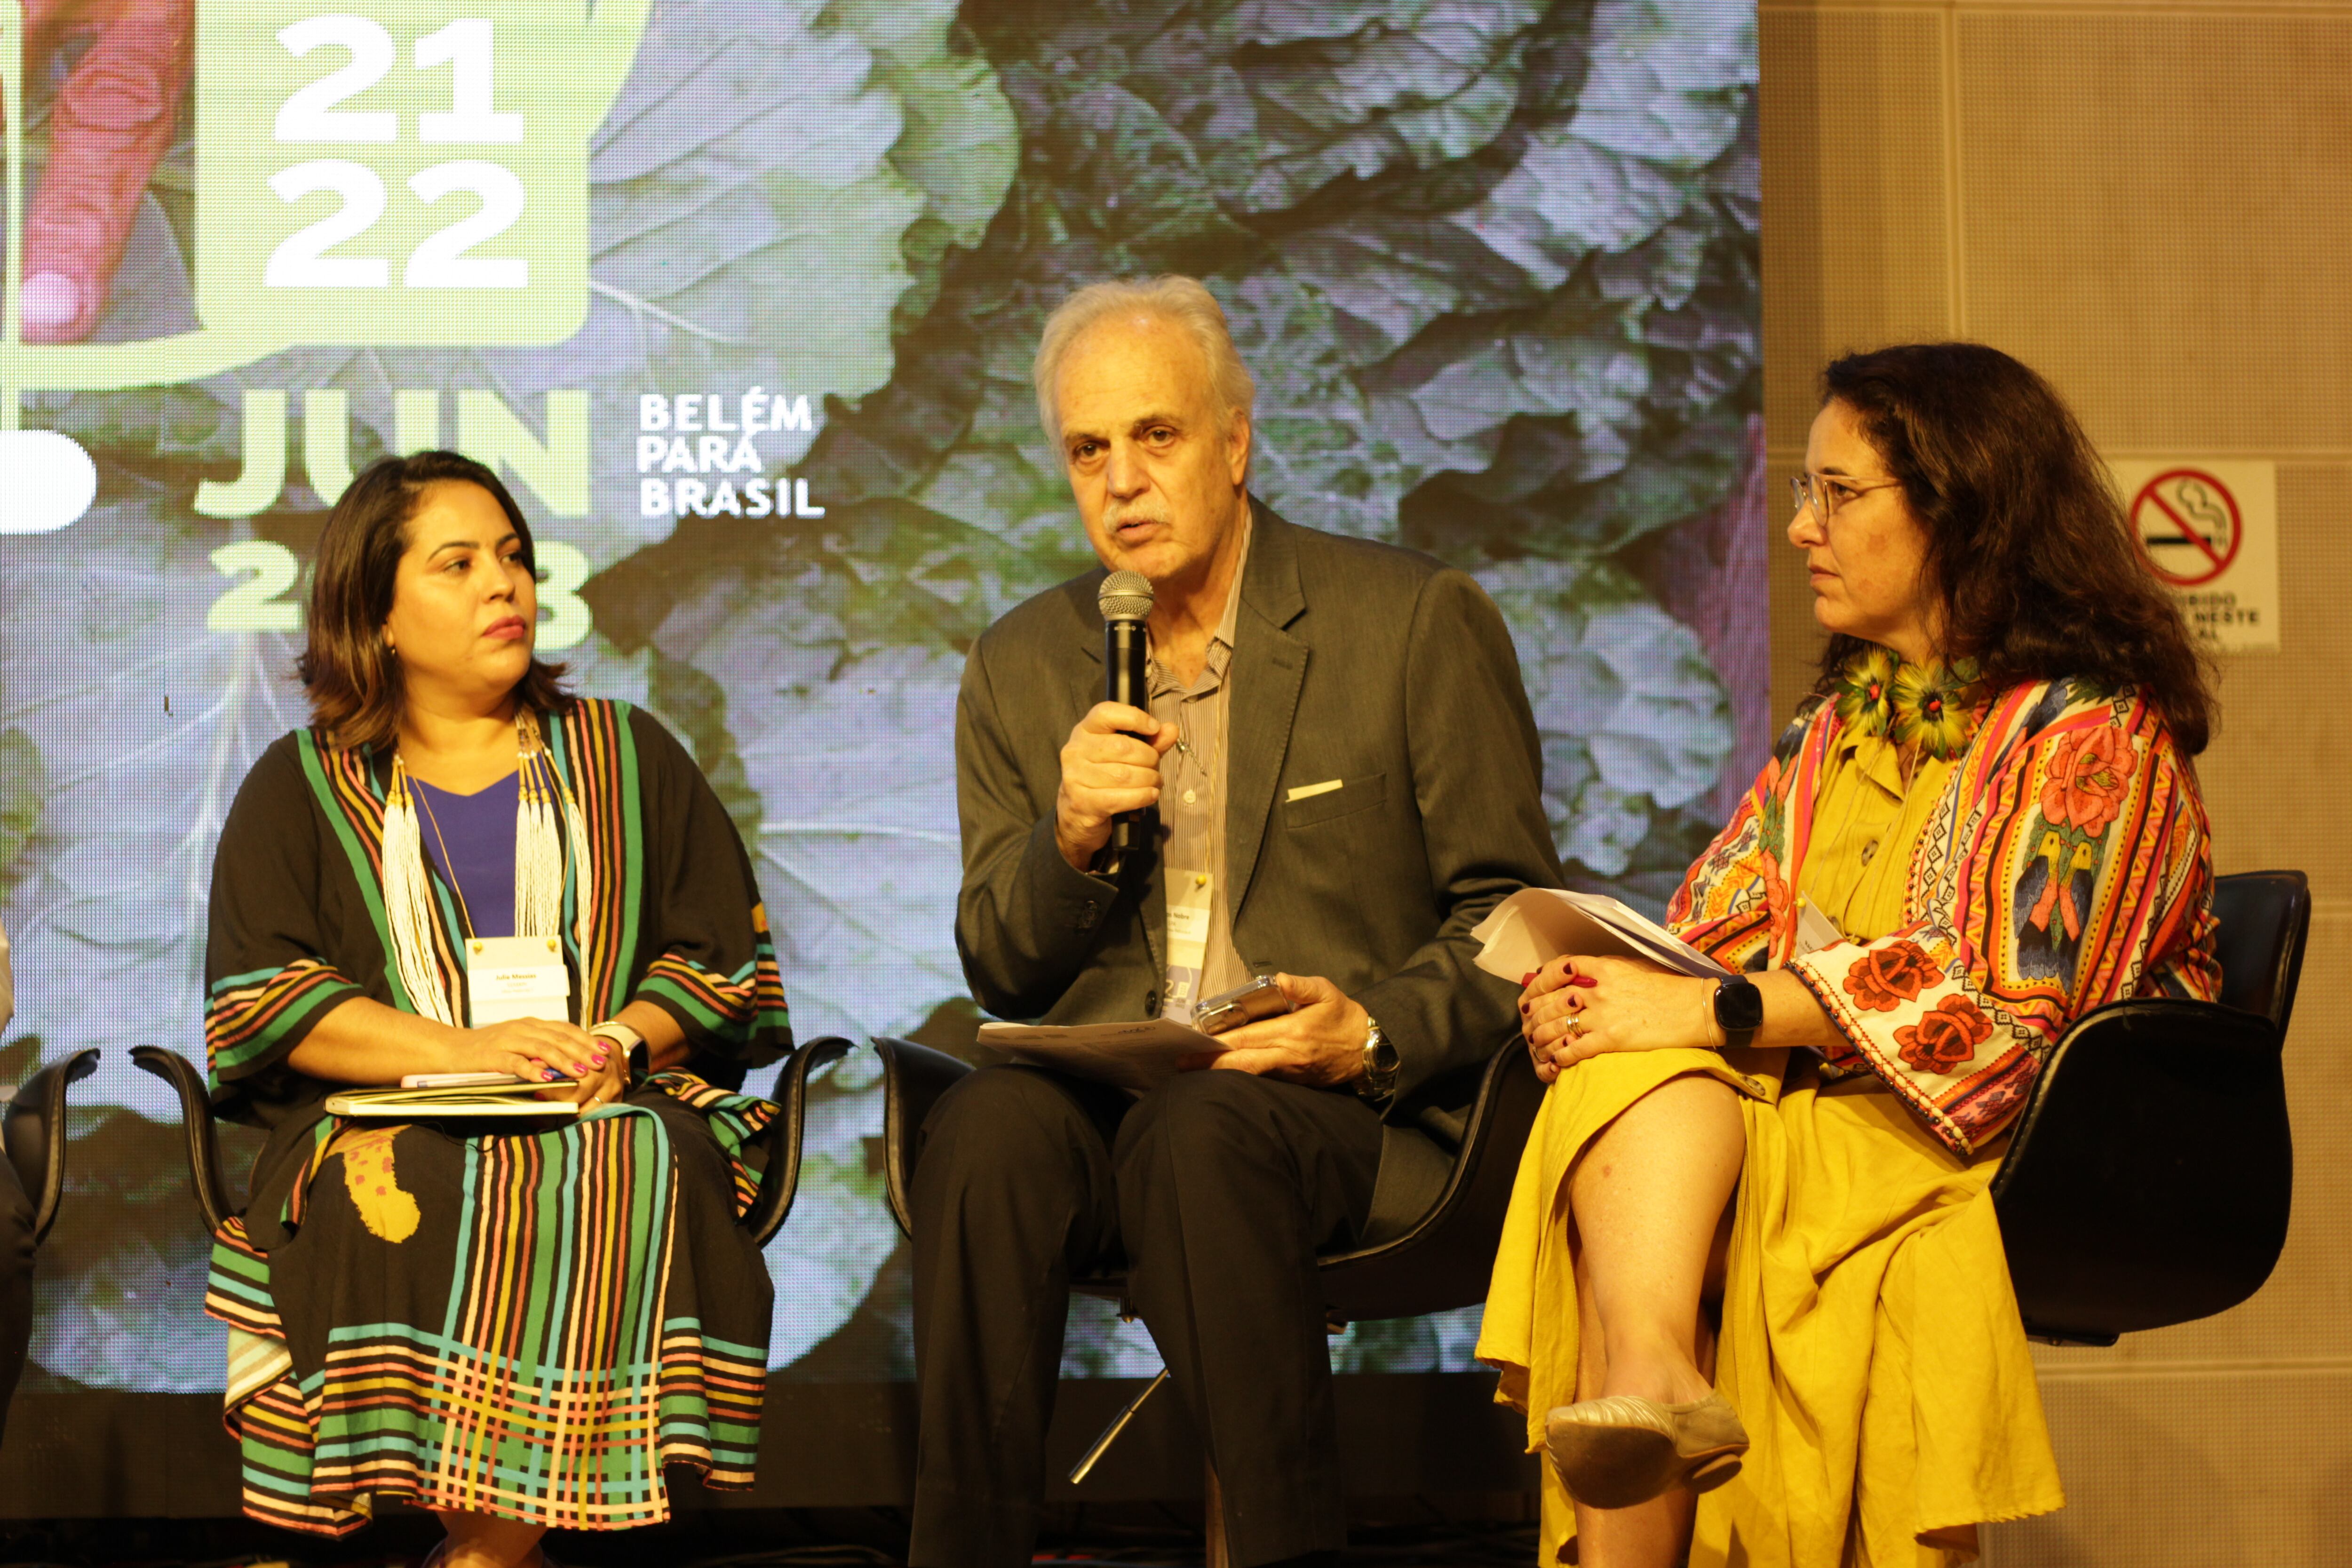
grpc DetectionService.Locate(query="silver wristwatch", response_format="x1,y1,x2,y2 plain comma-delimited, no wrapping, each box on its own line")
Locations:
1355,1016,1399,1104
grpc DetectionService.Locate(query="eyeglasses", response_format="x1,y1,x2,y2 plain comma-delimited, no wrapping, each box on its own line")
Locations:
1789,472,1903,518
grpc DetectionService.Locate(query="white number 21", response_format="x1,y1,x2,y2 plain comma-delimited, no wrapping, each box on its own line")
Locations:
273,16,519,144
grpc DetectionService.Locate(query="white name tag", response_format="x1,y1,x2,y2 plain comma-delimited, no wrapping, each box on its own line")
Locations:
466,935,572,1027
1793,897,1843,958
1163,870,1214,1015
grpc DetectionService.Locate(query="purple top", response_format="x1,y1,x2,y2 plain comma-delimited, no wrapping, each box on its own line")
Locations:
411,772,519,939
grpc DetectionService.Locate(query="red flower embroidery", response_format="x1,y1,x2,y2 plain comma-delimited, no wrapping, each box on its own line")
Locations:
1895,995,1994,1076
1843,941,1939,1013
2040,725,2137,836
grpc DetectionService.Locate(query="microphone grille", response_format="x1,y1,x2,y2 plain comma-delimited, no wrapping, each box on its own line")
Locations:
1097,570,1154,622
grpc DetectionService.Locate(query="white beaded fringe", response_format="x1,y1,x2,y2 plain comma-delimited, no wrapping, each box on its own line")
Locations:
381,709,595,1028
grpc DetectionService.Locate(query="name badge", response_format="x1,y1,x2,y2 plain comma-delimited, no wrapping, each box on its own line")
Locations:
1792,897,1843,958
1163,870,1214,1018
466,935,572,1027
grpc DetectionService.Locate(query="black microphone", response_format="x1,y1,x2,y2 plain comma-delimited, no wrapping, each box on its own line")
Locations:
1097,570,1155,876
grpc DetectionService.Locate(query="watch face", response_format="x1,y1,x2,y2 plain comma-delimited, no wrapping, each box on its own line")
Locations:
1716,979,1766,1033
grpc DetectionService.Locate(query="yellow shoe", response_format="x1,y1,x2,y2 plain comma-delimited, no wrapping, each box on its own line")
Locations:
1542,1391,1749,1509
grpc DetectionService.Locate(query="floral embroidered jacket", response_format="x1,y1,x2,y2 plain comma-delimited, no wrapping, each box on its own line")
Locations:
1667,676,2219,1155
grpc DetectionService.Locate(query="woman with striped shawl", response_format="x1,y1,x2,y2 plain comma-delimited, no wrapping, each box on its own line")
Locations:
1477,345,2221,1568
202,452,791,1567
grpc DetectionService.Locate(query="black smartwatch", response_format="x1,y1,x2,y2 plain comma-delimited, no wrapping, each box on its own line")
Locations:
1711,976,1764,1051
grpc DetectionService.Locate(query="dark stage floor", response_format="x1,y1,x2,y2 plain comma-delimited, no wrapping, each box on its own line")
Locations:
0,1510,1542,1568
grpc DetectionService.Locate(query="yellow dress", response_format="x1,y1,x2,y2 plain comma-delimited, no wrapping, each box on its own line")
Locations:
1476,734,2066,1567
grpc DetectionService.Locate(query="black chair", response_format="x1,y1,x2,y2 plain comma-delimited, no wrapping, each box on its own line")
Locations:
0,1047,101,1444
1992,869,2309,1345
875,1032,1542,1324
131,1037,852,1246
7,1049,103,1252
871,1029,1546,1510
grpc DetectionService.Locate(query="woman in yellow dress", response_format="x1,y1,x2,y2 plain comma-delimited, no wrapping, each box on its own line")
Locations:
1477,343,2220,1568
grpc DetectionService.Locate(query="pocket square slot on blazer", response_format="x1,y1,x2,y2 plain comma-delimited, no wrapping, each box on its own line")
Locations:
1285,772,1386,827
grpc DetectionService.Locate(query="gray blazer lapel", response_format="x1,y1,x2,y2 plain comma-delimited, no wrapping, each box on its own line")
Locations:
1226,505,1308,923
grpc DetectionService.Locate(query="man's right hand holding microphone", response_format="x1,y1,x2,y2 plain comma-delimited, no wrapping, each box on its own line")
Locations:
1053,701,1177,873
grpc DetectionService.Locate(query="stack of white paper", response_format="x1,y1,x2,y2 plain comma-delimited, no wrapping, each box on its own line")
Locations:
1470,888,1733,983
976,889,1729,1092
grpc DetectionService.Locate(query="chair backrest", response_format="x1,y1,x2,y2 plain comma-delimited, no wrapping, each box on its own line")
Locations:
1993,998,2290,1342
1316,1044,1545,1323
1993,866,2310,1344
2210,870,2312,1032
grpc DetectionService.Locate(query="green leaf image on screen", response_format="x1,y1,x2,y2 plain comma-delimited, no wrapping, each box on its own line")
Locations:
192,0,639,345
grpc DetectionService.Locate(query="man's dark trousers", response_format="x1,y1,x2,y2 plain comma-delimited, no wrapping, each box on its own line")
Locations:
906,1062,1384,1568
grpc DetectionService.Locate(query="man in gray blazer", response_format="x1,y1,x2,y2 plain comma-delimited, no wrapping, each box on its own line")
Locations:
910,276,1562,1568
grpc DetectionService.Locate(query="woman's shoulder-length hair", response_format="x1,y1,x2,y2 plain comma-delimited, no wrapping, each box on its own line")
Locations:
1812,342,2216,755
298,450,571,753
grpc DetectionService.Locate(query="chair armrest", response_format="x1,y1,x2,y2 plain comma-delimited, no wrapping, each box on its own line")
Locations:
1991,997,2289,1342
742,1036,852,1249
128,1046,235,1238
872,1037,973,1240
6,1049,99,1247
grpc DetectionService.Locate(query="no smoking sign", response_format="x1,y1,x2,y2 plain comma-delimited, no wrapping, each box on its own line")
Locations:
2132,470,2240,586
2112,459,2279,653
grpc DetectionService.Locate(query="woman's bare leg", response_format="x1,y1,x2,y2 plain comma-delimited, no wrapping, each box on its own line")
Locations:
1563,1073,1745,1568
431,1509,547,1568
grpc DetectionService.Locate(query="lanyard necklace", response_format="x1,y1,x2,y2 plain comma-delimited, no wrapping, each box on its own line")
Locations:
411,784,481,940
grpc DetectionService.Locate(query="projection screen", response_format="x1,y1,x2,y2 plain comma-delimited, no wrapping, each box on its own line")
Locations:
0,0,1760,1392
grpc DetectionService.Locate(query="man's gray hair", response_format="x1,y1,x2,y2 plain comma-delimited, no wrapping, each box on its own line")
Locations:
1033,276,1256,443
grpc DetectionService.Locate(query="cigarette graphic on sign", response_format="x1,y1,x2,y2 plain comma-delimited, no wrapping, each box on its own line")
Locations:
2132,470,2241,587
2114,459,2280,653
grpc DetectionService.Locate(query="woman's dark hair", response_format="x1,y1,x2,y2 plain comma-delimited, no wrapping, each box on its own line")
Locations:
1813,342,2215,754
299,450,570,751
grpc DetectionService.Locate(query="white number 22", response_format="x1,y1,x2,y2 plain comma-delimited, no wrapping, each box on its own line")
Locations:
266,161,528,289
